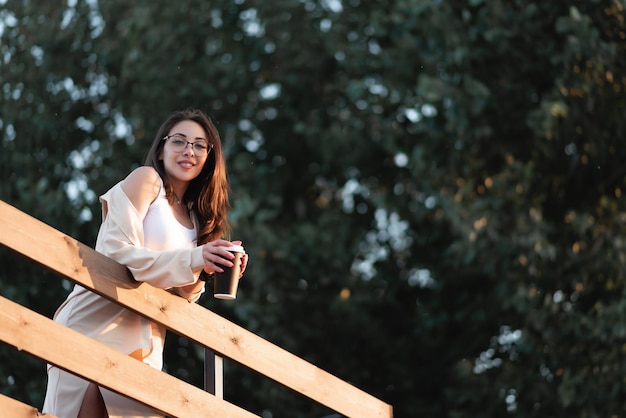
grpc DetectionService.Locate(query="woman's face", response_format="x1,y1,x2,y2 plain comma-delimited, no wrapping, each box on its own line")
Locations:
160,120,209,186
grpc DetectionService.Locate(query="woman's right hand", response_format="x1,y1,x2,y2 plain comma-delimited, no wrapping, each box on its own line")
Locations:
201,240,237,274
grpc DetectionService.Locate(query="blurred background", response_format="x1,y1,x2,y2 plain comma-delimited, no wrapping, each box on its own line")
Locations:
2,0,626,416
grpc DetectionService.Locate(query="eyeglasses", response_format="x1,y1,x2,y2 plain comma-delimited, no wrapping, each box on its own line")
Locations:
162,134,213,156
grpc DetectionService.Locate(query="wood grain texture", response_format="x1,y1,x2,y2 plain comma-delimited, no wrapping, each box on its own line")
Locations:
0,200,393,418
0,393,56,418
0,296,256,417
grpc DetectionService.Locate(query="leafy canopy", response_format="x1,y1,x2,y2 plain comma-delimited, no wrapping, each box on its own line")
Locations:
1,1,626,416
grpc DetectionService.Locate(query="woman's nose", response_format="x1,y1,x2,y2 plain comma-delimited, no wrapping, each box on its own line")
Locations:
182,143,194,156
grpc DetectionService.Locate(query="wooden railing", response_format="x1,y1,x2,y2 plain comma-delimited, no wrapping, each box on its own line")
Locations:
0,200,393,417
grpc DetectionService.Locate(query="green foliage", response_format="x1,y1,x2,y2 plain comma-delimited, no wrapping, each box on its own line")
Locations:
2,0,626,416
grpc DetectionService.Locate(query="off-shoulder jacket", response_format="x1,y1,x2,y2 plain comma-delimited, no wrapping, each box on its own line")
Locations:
51,181,206,360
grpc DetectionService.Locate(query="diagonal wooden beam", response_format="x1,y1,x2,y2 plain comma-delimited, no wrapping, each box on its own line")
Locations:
0,295,256,417
0,393,57,418
0,200,393,418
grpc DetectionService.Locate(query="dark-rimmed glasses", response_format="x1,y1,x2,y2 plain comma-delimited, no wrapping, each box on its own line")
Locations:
162,134,213,156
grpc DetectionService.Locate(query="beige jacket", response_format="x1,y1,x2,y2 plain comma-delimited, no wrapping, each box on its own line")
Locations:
53,181,206,361
96,180,206,291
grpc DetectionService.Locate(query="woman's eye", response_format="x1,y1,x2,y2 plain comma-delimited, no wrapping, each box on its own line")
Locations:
194,143,208,151
172,139,186,146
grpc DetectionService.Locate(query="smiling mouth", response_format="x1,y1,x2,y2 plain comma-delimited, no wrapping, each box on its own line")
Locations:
179,161,195,169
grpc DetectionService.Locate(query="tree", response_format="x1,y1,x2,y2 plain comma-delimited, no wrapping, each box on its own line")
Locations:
1,0,626,416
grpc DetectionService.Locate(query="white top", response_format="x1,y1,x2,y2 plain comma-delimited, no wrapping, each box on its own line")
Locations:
143,180,197,251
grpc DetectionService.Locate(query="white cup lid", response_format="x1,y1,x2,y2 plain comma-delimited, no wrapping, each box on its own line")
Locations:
226,244,245,253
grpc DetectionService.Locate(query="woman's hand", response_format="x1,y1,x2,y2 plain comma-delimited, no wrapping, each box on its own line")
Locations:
202,240,248,278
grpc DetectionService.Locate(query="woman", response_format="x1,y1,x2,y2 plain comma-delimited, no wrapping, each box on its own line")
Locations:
42,108,247,418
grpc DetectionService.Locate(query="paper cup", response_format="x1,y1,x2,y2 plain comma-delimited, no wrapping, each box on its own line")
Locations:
213,245,245,300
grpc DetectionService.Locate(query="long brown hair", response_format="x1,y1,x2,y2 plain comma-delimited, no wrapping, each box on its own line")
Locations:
144,108,230,245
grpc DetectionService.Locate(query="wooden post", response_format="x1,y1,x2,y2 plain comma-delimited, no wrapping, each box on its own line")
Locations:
205,349,224,399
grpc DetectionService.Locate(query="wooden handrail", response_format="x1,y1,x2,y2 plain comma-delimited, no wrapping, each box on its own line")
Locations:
0,393,57,418
0,295,255,417
0,200,393,417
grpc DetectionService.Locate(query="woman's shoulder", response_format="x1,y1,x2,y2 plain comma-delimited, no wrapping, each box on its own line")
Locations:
121,166,163,210
124,166,161,185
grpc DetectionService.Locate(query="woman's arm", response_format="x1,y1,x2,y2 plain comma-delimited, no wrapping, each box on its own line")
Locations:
97,167,245,297
96,168,206,289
